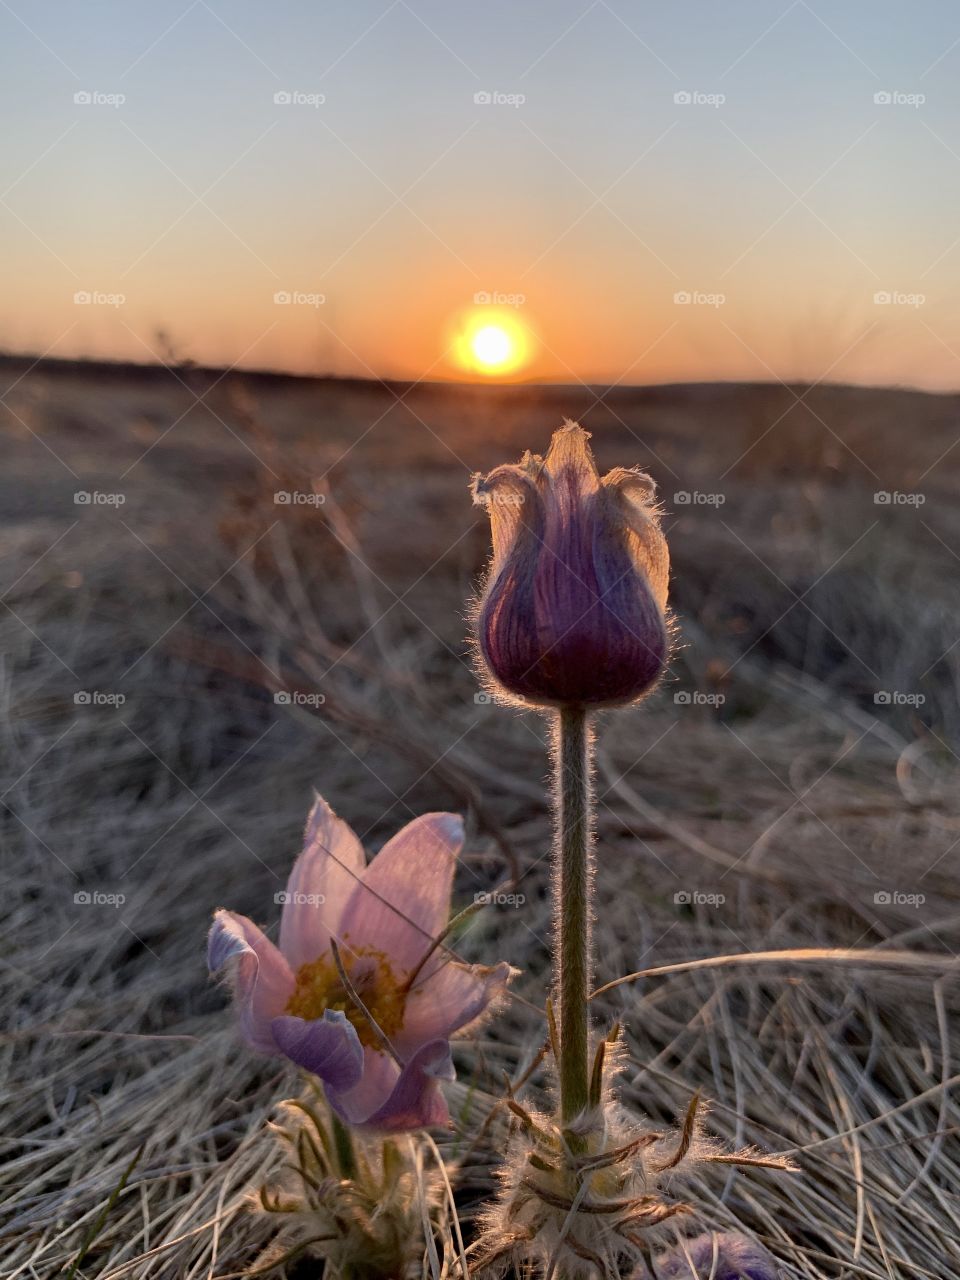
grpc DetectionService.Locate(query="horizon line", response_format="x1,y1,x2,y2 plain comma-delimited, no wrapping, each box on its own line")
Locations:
1,351,956,400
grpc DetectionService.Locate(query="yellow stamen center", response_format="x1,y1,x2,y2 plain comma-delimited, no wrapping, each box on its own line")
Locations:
285,945,406,1050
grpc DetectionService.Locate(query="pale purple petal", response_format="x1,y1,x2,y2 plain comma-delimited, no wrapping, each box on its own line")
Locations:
337,813,463,975
279,794,367,971
397,959,512,1052
472,462,544,577
327,1039,454,1132
543,419,600,497
600,468,669,611
271,1010,364,1091
208,910,294,1054
327,1047,399,1126
655,1233,778,1280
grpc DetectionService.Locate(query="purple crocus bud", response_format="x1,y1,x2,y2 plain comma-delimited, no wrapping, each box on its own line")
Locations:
208,794,512,1133
472,421,670,708
655,1232,779,1279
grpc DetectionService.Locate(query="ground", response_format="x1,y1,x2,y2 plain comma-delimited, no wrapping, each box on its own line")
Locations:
2,359,959,1277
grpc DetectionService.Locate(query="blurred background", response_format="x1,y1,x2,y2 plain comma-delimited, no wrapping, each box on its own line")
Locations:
3,3,960,1277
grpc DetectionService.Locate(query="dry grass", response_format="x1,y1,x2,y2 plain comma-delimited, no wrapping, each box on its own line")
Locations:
1,362,959,1278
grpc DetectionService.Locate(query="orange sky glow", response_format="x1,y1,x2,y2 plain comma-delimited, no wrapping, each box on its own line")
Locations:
4,1,960,390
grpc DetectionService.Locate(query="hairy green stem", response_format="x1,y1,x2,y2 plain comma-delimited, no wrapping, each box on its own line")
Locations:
331,1112,358,1181
554,704,593,1125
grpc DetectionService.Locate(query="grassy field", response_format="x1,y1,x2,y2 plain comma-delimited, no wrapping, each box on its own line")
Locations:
2,358,959,1277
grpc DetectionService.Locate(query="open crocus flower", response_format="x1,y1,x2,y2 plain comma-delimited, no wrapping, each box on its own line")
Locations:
472,420,671,709
208,795,511,1133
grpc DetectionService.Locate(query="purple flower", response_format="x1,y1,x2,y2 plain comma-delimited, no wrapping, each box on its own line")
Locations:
655,1232,779,1279
472,420,670,708
208,795,511,1132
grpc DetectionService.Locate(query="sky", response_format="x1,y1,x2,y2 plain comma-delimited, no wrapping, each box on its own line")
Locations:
3,0,960,388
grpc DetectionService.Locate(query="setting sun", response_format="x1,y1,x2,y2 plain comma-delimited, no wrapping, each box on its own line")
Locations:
472,324,512,369
450,307,533,378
